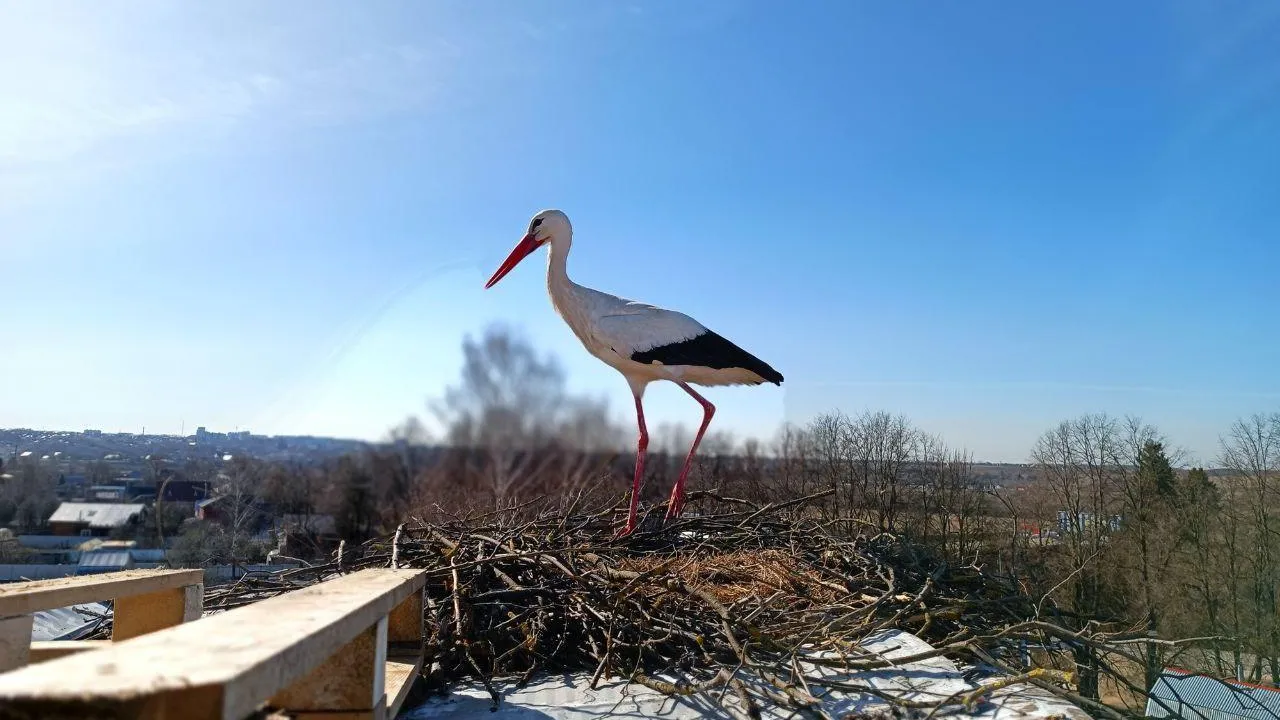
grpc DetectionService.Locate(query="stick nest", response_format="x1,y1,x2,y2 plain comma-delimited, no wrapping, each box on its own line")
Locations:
199,492,1100,719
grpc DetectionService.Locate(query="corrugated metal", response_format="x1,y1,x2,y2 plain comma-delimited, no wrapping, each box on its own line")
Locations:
1147,668,1280,720
77,550,134,570
31,602,110,641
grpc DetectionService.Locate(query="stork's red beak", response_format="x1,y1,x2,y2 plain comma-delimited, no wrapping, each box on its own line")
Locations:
484,233,541,289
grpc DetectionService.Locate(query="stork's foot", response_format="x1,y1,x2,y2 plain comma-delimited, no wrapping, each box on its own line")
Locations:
614,519,638,538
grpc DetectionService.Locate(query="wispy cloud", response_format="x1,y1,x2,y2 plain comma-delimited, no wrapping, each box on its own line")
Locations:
0,4,457,205
1,52,443,165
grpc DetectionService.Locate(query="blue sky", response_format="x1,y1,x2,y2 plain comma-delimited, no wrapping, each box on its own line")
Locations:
2,1,1278,464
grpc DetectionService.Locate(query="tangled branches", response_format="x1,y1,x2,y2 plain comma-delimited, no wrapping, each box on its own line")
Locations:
199,493,1155,718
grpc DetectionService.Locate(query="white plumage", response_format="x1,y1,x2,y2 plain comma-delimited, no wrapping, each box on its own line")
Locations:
555,284,769,388
484,209,783,536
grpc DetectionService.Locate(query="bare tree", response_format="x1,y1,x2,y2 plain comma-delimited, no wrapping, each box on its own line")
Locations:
807,411,856,525
770,423,818,505
1218,413,1280,682
432,324,570,504
424,323,623,510
2,456,58,533
915,435,985,566
326,455,379,543
216,458,266,563
848,411,919,533
1031,413,1126,699
652,422,692,459
87,459,114,486
1113,418,1182,690
1169,466,1228,676
557,395,625,454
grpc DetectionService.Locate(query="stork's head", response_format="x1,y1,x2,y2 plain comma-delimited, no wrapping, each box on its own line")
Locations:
484,209,571,289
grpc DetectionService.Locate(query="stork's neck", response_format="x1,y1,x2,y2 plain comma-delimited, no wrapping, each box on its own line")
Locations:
545,233,575,299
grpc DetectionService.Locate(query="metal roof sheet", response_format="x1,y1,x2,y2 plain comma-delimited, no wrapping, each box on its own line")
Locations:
1147,667,1280,720
77,550,133,568
31,602,110,641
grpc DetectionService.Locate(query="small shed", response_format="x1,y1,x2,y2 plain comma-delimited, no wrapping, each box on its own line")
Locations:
77,549,136,575
193,495,224,522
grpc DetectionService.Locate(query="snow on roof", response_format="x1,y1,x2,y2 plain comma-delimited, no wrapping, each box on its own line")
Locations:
47,502,146,529
401,629,1088,720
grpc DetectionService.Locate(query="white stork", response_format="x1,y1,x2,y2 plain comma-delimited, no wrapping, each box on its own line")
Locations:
483,209,784,536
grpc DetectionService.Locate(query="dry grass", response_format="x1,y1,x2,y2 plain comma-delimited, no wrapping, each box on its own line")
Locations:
616,548,844,605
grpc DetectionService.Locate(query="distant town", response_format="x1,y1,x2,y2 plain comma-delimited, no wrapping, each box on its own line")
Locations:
0,425,400,585
0,421,1232,591
1,426,375,468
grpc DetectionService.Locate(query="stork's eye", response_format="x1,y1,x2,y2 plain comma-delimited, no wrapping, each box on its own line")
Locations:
531,218,544,231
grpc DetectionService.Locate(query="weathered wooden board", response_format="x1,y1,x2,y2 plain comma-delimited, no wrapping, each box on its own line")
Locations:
384,649,425,719
28,640,111,663
0,568,426,720
0,569,204,616
0,615,33,674
113,584,203,640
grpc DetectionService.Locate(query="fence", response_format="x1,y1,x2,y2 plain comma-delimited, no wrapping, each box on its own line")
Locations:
0,563,301,583
0,565,78,582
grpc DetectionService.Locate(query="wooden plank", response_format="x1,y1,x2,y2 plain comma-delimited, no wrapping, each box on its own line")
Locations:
383,589,423,719
384,650,425,719
114,584,203,640
386,588,422,644
0,569,426,720
0,615,33,674
0,569,204,616
270,618,385,719
28,640,111,663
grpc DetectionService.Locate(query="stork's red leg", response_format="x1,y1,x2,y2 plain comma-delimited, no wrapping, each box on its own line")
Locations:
616,394,649,537
666,381,715,521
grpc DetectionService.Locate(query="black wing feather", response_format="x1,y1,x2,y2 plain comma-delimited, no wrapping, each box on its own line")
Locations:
630,330,784,385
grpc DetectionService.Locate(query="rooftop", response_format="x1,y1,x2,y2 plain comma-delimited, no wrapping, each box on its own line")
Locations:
1147,666,1280,720
47,503,146,529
